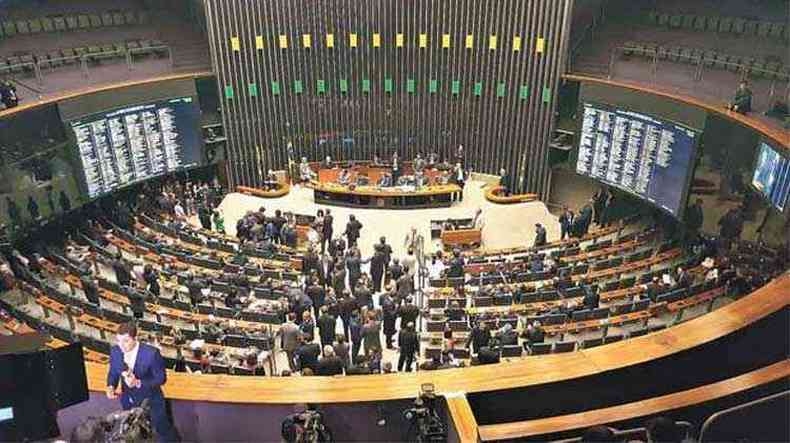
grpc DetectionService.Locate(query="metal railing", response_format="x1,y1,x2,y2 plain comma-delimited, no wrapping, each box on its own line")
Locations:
0,44,173,98
699,390,790,443
601,45,790,119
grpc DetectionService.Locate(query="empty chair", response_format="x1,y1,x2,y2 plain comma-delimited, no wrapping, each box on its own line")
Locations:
604,333,624,344
527,342,552,355
582,337,604,349
501,345,523,358
629,328,649,338
553,341,576,353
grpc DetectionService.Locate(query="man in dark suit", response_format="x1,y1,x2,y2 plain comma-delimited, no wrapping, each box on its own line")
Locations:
592,187,609,225
106,322,178,441
369,249,387,293
306,278,326,319
499,168,511,196
294,333,321,373
113,254,132,287
185,275,205,307
81,271,100,305
331,262,347,300
316,346,344,376
322,209,334,254
387,258,404,286
559,206,574,240
685,198,704,243
446,250,465,278
317,306,337,352
397,322,419,372
468,322,491,355
344,215,363,247
534,223,547,247
397,297,420,329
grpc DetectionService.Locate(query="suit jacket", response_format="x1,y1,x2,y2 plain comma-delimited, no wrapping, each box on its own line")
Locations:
127,288,147,315
107,343,166,410
398,329,420,355
279,322,301,352
113,259,131,286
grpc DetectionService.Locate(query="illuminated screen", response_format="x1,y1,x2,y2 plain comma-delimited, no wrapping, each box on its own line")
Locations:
69,96,203,199
751,141,790,212
575,102,699,218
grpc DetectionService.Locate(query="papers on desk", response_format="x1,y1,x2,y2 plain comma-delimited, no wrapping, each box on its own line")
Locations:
190,339,205,350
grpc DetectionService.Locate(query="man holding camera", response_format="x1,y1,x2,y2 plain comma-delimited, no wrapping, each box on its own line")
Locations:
106,322,178,442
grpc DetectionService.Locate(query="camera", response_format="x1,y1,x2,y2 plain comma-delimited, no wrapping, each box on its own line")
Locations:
71,399,153,443
281,405,333,443
403,384,446,442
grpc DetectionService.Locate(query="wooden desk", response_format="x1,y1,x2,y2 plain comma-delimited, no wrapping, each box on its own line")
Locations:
441,228,483,250
484,185,539,204
311,181,462,209
237,184,290,199
73,274,788,403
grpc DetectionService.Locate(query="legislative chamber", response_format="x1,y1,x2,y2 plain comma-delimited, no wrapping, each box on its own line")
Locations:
0,0,788,442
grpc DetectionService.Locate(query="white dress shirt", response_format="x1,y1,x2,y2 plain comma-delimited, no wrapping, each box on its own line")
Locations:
123,341,140,373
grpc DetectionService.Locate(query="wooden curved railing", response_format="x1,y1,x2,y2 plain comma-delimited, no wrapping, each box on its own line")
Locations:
79,273,790,404
0,71,213,118
484,185,539,204
236,183,291,199
564,74,790,150
477,359,790,441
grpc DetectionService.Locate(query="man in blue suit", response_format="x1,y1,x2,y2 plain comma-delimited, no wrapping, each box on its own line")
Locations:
106,322,178,441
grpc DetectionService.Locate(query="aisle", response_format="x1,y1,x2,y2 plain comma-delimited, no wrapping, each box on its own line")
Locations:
217,180,560,259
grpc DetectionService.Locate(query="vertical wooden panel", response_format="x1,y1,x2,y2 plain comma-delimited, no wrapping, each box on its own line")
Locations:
204,0,571,196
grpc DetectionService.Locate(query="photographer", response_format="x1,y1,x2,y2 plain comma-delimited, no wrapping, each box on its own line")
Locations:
404,385,446,442
281,405,333,442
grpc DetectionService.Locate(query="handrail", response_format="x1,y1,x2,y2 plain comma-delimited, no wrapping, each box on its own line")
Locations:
553,421,693,443
75,273,789,404
0,70,213,118
478,360,790,441
698,390,790,442
563,74,790,150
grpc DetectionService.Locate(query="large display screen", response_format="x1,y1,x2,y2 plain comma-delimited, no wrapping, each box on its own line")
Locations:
751,141,790,212
575,102,699,218
69,97,203,199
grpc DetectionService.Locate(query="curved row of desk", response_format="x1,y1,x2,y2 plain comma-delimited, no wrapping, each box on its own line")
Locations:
78,274,788,403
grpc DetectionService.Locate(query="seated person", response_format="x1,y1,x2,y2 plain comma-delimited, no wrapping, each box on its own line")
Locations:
299,157,315,182
765,99,789,120
337,169,352,186
355,173,370,186
264,170,279,190
377,172,392,187
413,153,426,172
414,170,427,188
320,156,334,169
728,81,752,114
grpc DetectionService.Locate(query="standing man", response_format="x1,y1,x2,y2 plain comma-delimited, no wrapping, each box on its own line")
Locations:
344,215,363,247
397,322,419,372
276,313,301,371
113,254,132,288
533,223,547,248
106,322,178,441
685,199,704,243
498,168,511,196
322,209,334,254
559,206,574,241
592,187,610,226
380,289,397,349
317,306,337,353
452,163,466,202
729,81,752,114
369,247,387,293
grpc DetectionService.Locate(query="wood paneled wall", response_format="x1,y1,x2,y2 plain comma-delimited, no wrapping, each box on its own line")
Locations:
204,0,573,197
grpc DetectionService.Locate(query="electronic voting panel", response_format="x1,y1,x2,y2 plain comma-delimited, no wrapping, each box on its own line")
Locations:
71,97,203,199
576,102,698,217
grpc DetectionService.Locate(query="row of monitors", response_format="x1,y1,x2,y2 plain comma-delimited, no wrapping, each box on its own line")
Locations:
575,101,788,218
